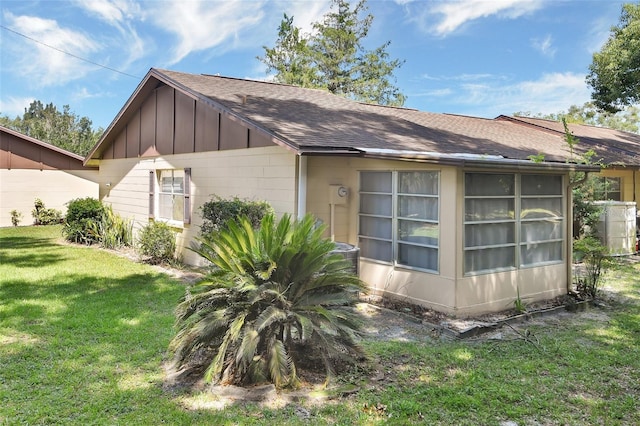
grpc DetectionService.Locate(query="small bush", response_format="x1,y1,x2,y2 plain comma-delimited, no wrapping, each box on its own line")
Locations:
62,197,105,245
199,196,273,236
573,236,610,299
10,210,22,227
32,199,63,225
138,221,176,265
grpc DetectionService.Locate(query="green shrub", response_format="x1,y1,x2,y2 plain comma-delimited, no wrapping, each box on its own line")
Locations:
31,198,63,225
199,196,273,236
573,236,610,299
137,221,176,265
10,210,22,227
62,197,105,244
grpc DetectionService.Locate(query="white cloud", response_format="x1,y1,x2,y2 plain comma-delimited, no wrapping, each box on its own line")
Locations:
146,0,267,65
3,12,100,86
406,0,544,36
281,0,331,35
0,96,35,118
74,0,146,72
531,34,556,58
457,72,590,116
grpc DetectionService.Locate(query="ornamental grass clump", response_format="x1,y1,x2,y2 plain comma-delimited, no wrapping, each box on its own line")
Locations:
169,213,366,389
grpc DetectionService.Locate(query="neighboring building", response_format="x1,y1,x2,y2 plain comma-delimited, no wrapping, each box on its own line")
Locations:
85,68,598,316
497,115,640,255
0,126,99,227
496,115,640,203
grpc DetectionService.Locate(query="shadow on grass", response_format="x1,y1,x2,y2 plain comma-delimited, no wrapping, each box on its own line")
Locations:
0,235,68,268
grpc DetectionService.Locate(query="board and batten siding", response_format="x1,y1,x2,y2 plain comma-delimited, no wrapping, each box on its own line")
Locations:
99,146,297,265
100,84,273,162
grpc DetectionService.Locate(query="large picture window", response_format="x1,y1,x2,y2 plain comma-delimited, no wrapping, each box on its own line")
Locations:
464,173,564,274
359,170,439,272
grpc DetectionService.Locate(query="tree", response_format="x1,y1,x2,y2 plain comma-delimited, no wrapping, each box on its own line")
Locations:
587,3,640,113
259,0,405,106
169,214,366,388
515,102,640,133
0,101,102,156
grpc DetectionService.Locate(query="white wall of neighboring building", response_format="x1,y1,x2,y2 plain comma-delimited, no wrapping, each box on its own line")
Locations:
0,169,99,227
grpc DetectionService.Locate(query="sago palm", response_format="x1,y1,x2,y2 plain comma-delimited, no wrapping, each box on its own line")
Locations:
169,213,366,388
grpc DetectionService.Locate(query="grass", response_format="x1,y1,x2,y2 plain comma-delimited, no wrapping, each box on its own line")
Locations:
1,225,639,425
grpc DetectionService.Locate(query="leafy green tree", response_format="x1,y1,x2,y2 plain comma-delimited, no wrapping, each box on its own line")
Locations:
0,100,102,156
169,213,366,388
515,102,640,133
587,3,640,113
259,0,405,106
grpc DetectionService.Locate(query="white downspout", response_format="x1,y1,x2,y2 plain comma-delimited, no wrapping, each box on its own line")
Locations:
297,155,307,219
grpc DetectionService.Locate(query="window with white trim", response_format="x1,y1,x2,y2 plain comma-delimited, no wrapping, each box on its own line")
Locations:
594,176,621,201
359,171,439,272
464,173,564,274
150,168,191,225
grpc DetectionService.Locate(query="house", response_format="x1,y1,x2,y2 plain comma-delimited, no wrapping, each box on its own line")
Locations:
498,115,640,255
0,126,99,227
85,68,598,316
497,115,640,204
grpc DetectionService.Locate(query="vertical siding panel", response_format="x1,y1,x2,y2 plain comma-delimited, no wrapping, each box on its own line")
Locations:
195,102,219,152
156,85,174,155
127,109,141,158
249,129,274,148
103,141,114,160
219,115,248,150
174,91,195,154
113,129,127,159
140,92,158,157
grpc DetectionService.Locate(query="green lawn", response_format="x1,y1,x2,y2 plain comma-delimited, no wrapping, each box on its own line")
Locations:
1,225,639,425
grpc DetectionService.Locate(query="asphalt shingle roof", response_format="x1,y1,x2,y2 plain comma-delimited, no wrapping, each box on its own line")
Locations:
90,68,638,168
158,69,574,163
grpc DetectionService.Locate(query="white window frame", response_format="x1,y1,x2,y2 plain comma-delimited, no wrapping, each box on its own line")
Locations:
358,170,440,273
149,168,191,226
463,172,565,275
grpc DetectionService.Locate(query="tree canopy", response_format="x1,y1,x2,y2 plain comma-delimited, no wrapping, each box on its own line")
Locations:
515,102,640,134
587,3,640,113
0,101,102,157
259,0,405,106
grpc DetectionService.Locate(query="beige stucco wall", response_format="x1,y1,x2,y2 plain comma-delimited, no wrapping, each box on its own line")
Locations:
0,169,99,227
306,156,570,316
98,146,297,265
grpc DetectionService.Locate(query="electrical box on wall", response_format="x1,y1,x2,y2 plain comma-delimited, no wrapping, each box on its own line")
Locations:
329,185,349,205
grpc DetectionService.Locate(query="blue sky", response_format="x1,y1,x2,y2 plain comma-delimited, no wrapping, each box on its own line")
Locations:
0,0,628,130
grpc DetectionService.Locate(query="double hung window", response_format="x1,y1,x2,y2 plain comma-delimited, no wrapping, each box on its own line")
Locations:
464,173,564,274
359,171,439,272
159,169,185,222
150,168,191,225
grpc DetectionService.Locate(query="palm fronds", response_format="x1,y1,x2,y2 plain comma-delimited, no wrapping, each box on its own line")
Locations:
169,213,366,388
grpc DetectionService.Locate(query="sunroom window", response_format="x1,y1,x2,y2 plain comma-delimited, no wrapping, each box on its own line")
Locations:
359,170,439,272
464,173,564,274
